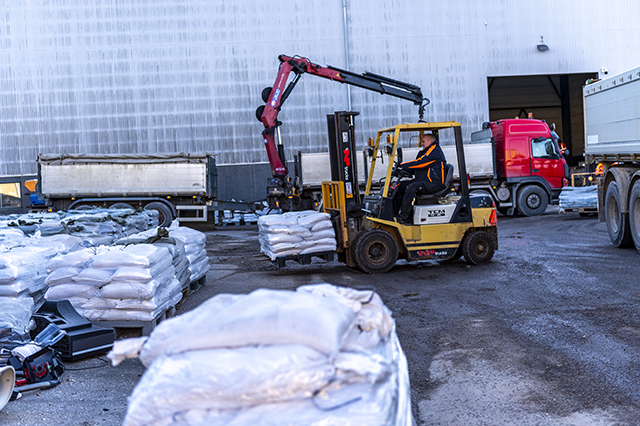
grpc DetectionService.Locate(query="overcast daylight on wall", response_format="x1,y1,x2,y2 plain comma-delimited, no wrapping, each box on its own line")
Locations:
1,0,640,176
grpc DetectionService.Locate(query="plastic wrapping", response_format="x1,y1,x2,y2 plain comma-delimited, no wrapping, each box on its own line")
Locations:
259,211,337,261
559,185,598,209
45,244,179,322
112,285,413,426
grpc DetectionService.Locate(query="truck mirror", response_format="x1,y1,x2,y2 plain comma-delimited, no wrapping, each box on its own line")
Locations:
385,144,393,156
396,147,403,164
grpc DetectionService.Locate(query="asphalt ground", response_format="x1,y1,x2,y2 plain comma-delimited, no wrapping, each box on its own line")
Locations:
2,206,640,425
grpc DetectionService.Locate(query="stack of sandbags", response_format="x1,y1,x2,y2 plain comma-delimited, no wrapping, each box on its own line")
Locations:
44,244,181,322
117,230,191,292
134,222,209,283
559,185,598,209
0,297,35,364
0,244,58,310
258,211,337,261
0,228,27,250
108,284,412,426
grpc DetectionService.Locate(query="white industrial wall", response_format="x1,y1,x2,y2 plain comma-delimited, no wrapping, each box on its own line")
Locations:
2,0,640,176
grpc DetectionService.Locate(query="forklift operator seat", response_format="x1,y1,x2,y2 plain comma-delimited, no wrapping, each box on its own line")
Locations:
414,163,454,205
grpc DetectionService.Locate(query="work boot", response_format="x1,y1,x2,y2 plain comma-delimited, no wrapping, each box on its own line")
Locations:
396,216,411,225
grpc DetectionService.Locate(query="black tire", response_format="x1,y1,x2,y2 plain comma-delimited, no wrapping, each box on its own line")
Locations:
462,230,495,265
605,181,633,248
516,185,548,216
144,202,174,227
630,182,640,253
110,202,133,210
354,228,398,274
497,207,511,216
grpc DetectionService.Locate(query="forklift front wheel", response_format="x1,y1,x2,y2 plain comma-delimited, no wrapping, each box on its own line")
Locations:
354,229,399,274
462,230,495,265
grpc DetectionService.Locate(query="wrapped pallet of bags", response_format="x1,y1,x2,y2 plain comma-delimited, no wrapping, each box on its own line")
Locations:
0,297,35,364
108,284,413,426
45,244,182,322
0,243,58,310
258,210,337,261
0,228,27,250
559,185,598,209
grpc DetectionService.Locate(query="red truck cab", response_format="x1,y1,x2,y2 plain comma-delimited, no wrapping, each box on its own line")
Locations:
487,119,569,216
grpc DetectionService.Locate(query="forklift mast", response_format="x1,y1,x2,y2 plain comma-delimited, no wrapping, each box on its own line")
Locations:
256,55,429,204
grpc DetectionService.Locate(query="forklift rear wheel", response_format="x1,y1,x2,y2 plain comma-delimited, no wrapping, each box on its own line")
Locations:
462,230,495,265
354,229,398,274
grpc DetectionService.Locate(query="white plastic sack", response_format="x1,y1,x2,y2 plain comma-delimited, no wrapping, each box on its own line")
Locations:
138,289,355,366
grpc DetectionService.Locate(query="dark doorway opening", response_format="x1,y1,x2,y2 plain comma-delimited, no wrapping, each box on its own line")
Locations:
487,73,597,167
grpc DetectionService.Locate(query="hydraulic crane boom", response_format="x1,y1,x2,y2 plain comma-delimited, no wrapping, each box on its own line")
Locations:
255,54,429,208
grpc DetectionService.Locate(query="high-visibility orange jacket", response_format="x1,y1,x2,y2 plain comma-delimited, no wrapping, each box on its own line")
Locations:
399,143,447,184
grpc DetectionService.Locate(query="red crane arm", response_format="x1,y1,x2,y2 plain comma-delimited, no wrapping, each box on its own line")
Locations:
257,54,427,178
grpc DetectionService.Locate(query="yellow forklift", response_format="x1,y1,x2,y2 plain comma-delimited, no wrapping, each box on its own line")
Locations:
321,112,498,273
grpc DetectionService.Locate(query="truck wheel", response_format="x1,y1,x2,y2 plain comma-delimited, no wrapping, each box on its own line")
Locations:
606,181,633,248
630,182,640,253
462,230,495,265
354,228,398,274
144,202,174,227
516,185,548,216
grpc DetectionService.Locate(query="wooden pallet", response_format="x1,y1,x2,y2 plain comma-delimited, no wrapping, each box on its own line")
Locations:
274,251,335,268
559,207,597,214
92,305,176,337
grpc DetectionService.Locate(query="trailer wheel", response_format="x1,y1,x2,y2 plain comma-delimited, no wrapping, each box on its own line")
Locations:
516,185,548,216
354,228,398,274
462,230,495,265
630,182,640,253
144,202,174,227
606,181,633,248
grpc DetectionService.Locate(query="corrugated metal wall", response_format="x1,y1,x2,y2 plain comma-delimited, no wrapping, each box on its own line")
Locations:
2,0,640,176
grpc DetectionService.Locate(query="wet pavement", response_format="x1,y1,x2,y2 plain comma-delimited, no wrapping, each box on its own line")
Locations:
2,207,640,425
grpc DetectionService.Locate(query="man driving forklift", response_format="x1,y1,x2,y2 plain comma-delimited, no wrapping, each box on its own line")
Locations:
393,133,447,224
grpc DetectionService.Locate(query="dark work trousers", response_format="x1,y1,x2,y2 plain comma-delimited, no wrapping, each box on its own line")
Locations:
397,180,446,221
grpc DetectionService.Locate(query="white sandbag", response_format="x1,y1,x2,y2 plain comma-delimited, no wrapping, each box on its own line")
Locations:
138,289,355,366
111,257,173,283
83,309,157,322
100,281,159,300
46,248,96,272
89,245,168,269
0,281,41,297
72,267,114,286
45,284,101,300
308,229,336,240
124,345,334,426
188,257,210,282
296,211,331,228
257,214,298,227
45,267,82,287
258,224,313,239
259,233,303,245
300,241,337,255
310,220,333,232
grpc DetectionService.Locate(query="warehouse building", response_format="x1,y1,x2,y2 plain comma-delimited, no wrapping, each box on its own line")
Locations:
1,0,640,203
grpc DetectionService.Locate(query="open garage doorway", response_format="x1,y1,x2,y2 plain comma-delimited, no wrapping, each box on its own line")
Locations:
488,73,597,167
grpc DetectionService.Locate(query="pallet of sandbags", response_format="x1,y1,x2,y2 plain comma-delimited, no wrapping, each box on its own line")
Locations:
108,284,413,426
258,211,337,266
44,244,183,336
